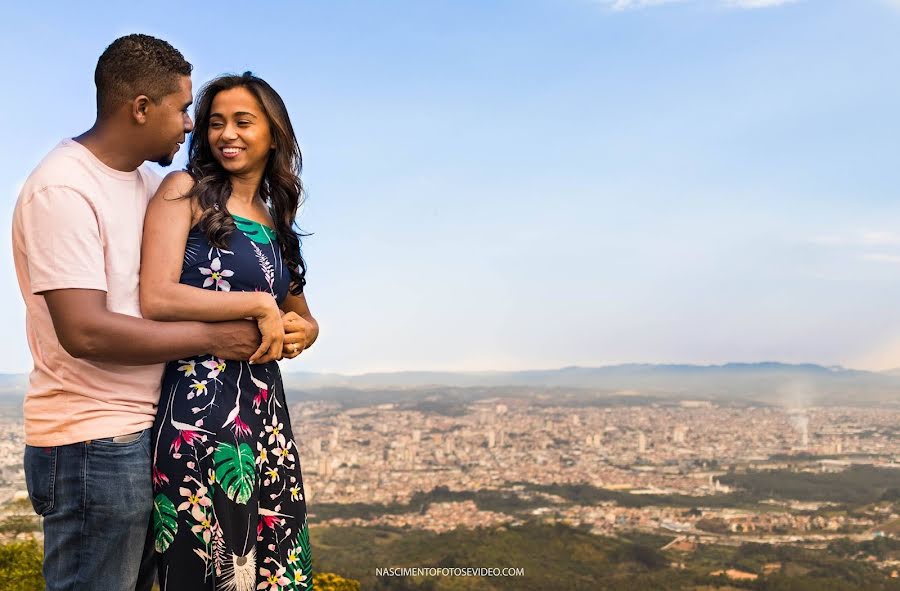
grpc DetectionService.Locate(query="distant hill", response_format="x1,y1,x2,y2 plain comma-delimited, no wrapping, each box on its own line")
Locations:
279,363,900,406
0,374,26,394
2,363,898,405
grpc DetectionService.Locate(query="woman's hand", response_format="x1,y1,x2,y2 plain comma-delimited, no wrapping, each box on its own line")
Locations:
249,293,284,364
281,311,316,359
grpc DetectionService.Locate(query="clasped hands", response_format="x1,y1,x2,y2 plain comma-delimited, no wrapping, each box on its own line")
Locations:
280,310,315,360
249,297,316,364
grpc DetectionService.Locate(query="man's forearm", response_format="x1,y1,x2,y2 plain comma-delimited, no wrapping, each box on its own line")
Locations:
70,310,214,365
43,288,261,365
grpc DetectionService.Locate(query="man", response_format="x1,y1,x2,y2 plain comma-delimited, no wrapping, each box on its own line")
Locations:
11,34,311,590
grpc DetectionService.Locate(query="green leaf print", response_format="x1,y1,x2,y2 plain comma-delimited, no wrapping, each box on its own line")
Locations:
233,216,276,244
152,493,178,553
288,520,314,589
213,442,256,504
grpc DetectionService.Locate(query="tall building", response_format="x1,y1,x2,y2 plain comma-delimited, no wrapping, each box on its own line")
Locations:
637,431,647,454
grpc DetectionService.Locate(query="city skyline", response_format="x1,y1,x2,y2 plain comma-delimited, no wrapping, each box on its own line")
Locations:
2,1,900,374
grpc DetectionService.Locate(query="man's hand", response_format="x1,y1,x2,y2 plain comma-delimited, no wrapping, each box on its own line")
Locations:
208,320,262,361
282,311,316,360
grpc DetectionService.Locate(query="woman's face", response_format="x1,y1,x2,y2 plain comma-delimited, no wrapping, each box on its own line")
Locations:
207,86,274,176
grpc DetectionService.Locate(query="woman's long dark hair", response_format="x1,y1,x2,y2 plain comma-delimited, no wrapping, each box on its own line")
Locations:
186,72,307,295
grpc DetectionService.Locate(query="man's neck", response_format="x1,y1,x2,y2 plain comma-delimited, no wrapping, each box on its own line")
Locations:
73,123,145,172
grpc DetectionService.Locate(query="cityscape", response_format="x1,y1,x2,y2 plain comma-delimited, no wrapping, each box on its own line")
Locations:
2,370,900,587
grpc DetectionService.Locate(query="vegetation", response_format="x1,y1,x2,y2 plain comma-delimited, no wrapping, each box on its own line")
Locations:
0,539,43,591
310,522,900,590
0,536,360,591
311,485,547,521
719,466,900,505
3,523,900,590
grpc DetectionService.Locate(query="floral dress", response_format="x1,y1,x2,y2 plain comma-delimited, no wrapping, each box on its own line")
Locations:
151,214,313,591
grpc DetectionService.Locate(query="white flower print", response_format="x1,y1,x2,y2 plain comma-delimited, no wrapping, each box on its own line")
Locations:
188,379,209,400
264,466,280,486
258,566,289,590
177,359,197,377
273,440,295,466
201,357,226,380
199,257,234,291
265,420,286,447
256,441,270,467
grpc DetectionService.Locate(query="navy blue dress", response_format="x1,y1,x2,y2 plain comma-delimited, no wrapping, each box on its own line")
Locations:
151,214,313,591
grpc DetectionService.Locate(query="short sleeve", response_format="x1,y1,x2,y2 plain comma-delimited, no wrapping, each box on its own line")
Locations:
22,186,108,294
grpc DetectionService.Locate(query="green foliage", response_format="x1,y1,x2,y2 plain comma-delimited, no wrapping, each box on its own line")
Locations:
152,493,178,553
310,522,900,591
719,466,900,505
0,539,43,591
311,486,546,521
314,572,362,590
0,515,41,538
612,542,668,570
213,442,256,504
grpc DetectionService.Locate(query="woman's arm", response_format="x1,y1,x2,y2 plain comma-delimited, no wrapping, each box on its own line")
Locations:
280,293,319,360
139,171,283,362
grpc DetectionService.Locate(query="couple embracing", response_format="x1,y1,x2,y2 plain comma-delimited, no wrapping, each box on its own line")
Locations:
12,34,316,590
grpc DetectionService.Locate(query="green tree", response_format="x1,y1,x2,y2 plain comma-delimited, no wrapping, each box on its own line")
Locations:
0,539,44,591
314,571,362,590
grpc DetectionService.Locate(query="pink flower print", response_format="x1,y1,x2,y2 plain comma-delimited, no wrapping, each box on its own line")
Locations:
258,566,289,590
273,441,295,466
178,486,213,523
170,429,204,454
251,375,268,412
256,513,282,537
152,466,169,488
191,516,213,544
201,358,226,380
199,257,234,291
231,415,252,439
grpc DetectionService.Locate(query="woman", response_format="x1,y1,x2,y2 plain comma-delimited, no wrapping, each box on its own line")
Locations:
140,72,317,590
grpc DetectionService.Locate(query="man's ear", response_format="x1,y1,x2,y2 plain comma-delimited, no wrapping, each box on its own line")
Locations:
132,95,151,124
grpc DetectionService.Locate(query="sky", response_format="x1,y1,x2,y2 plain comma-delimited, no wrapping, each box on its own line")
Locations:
2,0,900,374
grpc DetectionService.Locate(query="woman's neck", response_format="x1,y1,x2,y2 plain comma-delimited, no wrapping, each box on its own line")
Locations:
228,171,264,206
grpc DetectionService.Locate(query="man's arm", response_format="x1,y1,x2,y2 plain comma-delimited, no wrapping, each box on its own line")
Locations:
44,289,261,364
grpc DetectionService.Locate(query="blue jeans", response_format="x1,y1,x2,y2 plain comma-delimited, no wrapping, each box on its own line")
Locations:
24,429,156,591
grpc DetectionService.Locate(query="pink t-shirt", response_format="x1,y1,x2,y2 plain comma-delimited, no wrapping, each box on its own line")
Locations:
12,139,165,446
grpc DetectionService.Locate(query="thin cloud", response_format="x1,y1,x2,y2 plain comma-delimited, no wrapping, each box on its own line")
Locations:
724,0,799,7
807,231,900,248
862,231,900,246
862,253,900,264
602,0,798,10
604,0,685,10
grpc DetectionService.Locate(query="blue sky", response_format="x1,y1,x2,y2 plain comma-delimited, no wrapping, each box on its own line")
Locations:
2,0,900,373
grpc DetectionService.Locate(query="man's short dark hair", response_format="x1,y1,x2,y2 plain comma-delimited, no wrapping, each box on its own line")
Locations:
95,34,192,117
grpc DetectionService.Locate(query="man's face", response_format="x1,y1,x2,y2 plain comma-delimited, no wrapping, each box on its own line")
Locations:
147,75,193,167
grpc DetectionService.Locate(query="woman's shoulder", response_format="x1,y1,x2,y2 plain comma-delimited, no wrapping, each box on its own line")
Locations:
155,170,197,198
146,171,200,223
